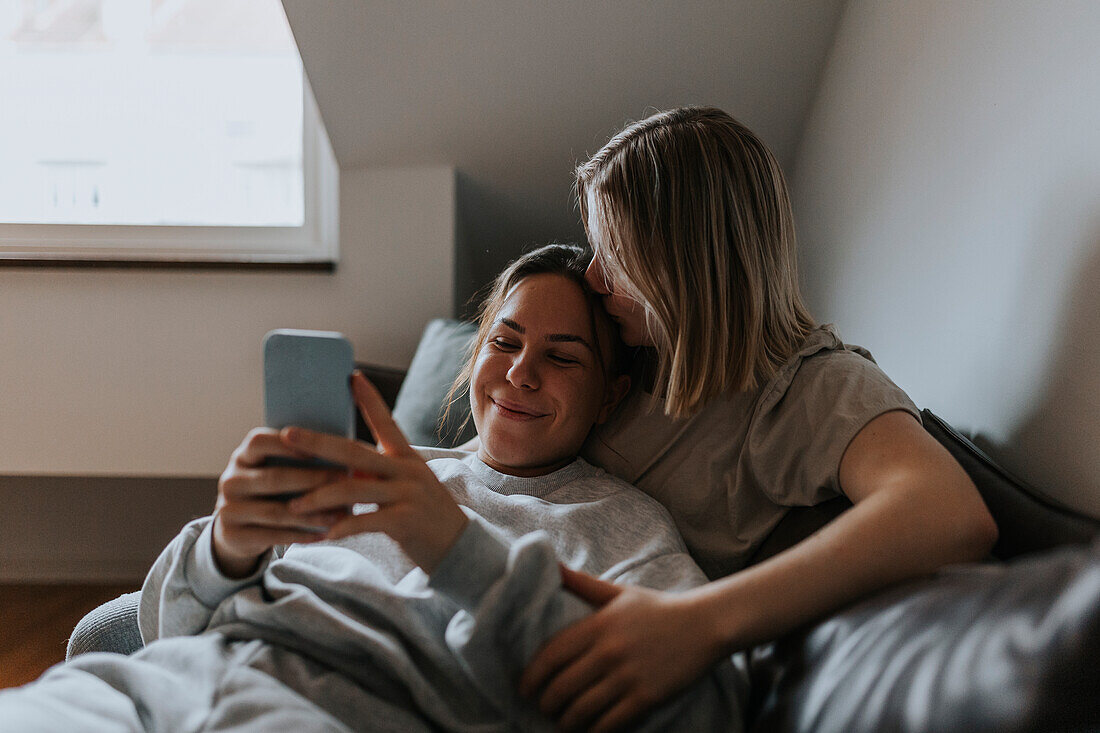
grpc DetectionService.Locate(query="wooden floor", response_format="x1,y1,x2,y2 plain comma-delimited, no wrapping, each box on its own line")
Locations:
0,583,137,689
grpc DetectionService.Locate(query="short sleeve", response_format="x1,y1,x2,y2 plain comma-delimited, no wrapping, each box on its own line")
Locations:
746,336,920,507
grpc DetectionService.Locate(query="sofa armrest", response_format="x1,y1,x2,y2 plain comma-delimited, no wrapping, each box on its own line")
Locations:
747,539,1100,732
66,591,144,659
353,361,407,441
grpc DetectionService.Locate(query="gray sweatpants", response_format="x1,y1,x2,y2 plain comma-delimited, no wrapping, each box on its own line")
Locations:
0,633,429,733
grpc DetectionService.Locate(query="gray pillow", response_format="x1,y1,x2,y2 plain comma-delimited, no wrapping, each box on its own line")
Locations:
747,538,1100,732
921,409,1099,559
392,319,477,448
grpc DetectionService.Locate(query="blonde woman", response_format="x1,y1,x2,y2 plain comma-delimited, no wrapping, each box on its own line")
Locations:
515,107,999,731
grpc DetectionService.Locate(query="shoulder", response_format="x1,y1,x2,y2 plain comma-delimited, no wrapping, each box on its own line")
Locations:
762,325,918,418
745,325,921,502
566,458,651,497
564,460,685,538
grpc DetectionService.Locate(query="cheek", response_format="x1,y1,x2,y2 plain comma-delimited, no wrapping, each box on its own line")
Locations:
611,292,639,313
610,297,646,329
560,375,606,424
601,262,639,301
470,355,495,406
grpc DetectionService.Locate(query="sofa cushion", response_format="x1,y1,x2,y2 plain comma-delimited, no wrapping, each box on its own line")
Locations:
391,318,477,448
747,538,1100,733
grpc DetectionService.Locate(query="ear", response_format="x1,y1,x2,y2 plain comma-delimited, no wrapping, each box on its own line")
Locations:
596,374,631,424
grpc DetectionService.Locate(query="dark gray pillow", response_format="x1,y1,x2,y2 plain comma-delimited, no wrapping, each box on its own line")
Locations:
921,409,1099,559
747,538,1100,733
391,319,477,448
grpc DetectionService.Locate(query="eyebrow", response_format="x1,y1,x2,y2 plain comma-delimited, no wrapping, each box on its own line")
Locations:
499,318,595,355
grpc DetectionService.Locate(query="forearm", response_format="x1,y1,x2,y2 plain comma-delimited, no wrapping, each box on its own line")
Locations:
695,481,997,653
138,517,270,643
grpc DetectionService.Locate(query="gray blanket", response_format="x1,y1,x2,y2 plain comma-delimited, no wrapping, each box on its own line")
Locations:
2,453,746,731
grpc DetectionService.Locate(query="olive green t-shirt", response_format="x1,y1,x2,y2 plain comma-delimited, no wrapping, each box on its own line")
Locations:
581,325,920,580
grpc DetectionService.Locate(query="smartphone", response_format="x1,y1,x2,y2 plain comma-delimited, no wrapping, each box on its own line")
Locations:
262,329,354,471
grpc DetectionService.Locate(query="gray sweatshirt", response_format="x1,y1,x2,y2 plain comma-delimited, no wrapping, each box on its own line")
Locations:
139,450,745,731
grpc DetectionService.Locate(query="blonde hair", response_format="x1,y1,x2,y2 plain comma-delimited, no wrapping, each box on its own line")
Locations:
577,106,816,417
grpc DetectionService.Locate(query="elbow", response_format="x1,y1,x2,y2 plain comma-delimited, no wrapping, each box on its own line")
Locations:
973,505,1000,559
957,480,999,561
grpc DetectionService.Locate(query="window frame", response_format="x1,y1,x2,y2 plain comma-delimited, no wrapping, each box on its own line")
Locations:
0,82,339,270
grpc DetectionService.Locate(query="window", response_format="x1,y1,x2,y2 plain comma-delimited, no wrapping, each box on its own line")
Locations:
0,0,338,267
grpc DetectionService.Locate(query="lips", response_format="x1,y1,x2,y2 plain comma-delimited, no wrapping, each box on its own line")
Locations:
489,396,547,421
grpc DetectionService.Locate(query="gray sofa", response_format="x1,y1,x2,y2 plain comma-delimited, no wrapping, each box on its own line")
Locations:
68,319,1100,732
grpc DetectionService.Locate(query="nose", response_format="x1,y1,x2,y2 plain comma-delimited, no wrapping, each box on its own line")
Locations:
506,351,539,391
585,257,611,296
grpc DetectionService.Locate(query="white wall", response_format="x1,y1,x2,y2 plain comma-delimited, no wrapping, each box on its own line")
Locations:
0,166,455,476
280,0,847,308
793,1,1100,517
0,0,852,580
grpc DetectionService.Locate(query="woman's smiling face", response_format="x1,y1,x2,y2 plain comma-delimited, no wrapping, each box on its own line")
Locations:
471,273,627,477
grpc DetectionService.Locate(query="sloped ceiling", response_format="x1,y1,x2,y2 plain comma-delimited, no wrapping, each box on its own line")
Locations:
281,0,847,310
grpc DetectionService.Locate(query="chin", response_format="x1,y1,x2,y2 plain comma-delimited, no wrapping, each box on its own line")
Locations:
482,434,530,463
481,437,564,473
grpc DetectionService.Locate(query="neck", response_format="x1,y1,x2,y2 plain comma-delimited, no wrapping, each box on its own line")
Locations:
475,449,574,477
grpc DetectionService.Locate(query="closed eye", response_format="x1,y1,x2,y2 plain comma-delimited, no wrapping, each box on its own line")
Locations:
490,338,519,351
548,353,580,365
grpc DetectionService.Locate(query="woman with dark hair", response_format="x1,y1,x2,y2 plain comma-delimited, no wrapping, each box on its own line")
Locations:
0,244,745,731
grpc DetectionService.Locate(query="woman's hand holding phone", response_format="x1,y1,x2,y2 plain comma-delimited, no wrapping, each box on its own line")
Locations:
212,372,469,578
280,372,470,574
213,429,349,578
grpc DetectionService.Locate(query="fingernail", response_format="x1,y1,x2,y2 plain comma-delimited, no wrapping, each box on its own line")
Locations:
284,427,301,442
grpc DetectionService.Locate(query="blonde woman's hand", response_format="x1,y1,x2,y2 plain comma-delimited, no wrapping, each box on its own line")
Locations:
282,371,469,573
213,429,350,578
520,566,725,732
